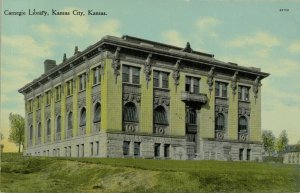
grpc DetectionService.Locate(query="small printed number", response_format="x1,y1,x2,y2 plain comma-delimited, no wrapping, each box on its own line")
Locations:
279,9,289,12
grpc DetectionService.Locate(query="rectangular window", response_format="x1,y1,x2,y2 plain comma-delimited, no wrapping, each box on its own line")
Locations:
134,142,141,157
153,71,159,87
154,143,160,157
122,65,140,84
122,65,130,83
37,95,41,109
154,71,169,89
68,146,72,157
79,74,86,91
46,91,51,105
162,72,169,88
67,80,73,96
90,142,94,156
55,86,61,101
239,148,244,161
246,149,251,161
185,76,200,93
96,141,99,155
81,144,84,157
28,99,33,112
64,147,67,157
57,148,60,157
238,86,250,101
93,67,101,85
76,145,80,157
123,141,130,156
132,67,140,84
215,81,228,98
164,144,170,158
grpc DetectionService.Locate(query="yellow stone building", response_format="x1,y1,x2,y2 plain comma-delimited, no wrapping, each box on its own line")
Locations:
19,35,269,161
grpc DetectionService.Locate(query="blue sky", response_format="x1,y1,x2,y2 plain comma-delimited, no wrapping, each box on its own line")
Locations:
1,0,300,151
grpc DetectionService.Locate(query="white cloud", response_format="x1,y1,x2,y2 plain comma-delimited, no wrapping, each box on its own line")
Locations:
227,32,280,48
161,30,187,47
195,17,220,38
288,40,300,53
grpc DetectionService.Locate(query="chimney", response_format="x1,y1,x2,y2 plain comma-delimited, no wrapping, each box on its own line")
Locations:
44,59,57,73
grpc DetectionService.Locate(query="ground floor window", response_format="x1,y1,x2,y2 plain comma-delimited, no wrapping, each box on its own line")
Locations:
164,144,170,158
154,143,160,157
123,141,130,156
134,142,141,157
96,141,99,155
247,149,251,161
239,148,244,160
90,142,94,156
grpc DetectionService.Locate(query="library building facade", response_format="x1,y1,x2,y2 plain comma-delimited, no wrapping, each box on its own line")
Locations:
19,35,269,161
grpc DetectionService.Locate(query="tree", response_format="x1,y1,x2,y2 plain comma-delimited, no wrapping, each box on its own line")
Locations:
0,132,4,153
8,113,25,153
262,130,276,156
276,130,289,156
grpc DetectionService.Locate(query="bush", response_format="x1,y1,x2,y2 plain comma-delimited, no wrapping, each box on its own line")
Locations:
263,156,283,163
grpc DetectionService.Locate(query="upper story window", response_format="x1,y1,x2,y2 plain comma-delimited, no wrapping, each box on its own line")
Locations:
215,113,225,130
55,86,61,101
67,112,73,130
185,76,200,93
93,103,101,123
187,109,197,125
56,115,61,133
238,116,248,132
154,71,169,89
66,80,73,96
47,119,51,135
29,125,33,140
79,74,86,91
238,86,250,101
215,81,228,98
93,67,101,85
46,91,51,105
79,107,86,126
37,122,41,138
123,102,138,122
154,106,168,125
28,100,33,112
37,95,42,109
122,65,140,84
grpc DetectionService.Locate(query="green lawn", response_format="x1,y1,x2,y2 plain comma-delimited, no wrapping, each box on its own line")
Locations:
1,153,299,192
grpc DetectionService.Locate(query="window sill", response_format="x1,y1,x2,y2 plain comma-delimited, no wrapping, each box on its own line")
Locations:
55,100,61,103
45,104,50,107
215,96,228,100
238,100,250,103
154,87,170,92
92,83,101,87
66,95,73,99
78,89,86,93
122,82,141,87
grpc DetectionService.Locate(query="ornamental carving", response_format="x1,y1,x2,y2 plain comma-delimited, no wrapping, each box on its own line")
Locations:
66,103,73,112
36,112,41,122
207,67,215,92
154,97,170,107
238,108,250,117
92,94,101,103
231,71,238,95
215,105,228,114
172,59,181,87
55,107,61,115
253,76,261,99
84,56,90,84
144,54,152,88
112,47,121,83
123,93,141,103
63,53,67,62
78,99,86,109
45,110,50,119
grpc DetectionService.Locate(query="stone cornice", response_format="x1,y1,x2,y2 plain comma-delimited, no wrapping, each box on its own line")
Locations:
19,35,270,95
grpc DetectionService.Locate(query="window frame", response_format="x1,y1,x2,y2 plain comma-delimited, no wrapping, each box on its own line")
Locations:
93,102,101,123
215,113,225,131
123,102,138,122
92,67,101,85
154,105,169,125
79,107,87,127
122,64,140,84
238,85,250,101
215,81,228,98
153,70,169,89
185,76,200,93
79,74,87,91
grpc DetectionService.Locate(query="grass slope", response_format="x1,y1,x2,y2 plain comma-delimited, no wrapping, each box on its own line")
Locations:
1,153,299,192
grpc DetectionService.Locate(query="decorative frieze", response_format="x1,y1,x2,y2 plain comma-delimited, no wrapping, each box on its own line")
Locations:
238,108,250,117
66,103,73,113
78,99,86,109
123,93,141,103
123,122,139,133
154,97,170,108
215,105,228,114
92,93,101,104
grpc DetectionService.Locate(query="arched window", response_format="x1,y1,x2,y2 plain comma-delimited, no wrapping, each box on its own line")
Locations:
56,116,61,133
238,116,248,132
154,106,168,125
80,108,86,126
29,125,33,140
123,102,138,122
215,114,225,130
93,103,101,123
47,119,51,135
188,109,197,125
37,123,41,138
68,112,73,130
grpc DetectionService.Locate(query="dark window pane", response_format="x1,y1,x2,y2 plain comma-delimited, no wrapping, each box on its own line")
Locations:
154,143,160,157
57,116,61,132
123,141,130,156
122,65,130,83
154,106,168,125
80,108,86,126
215,114,225,130
68,112,73,130
185,77,191,92
193,78,199,93
164,144,170,158
124,102,138,122
162,72,169,88
238,116,247,131
134,142,140,156
93,103,101,122
153,71,159,87
47,120,51,135
132,67,140,84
